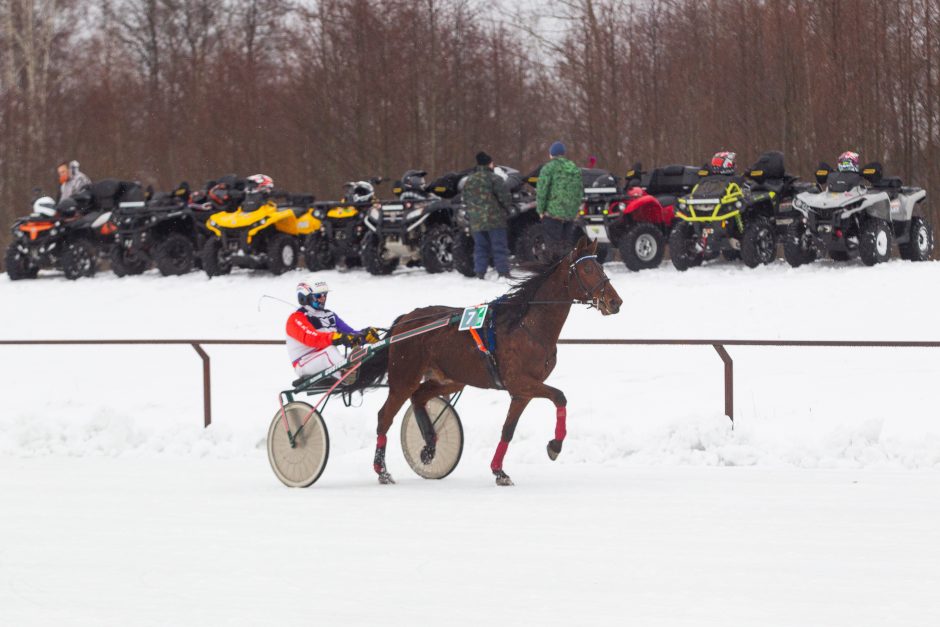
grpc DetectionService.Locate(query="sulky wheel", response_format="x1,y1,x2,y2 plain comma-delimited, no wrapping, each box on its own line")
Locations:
400,396,464,480
267,401,330,488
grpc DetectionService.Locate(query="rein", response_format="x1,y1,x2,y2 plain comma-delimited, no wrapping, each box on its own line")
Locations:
524,254,610,310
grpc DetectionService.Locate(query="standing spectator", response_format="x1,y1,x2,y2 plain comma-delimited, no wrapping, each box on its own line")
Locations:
57,160,92,201
536,141,583,256
462,151,513,279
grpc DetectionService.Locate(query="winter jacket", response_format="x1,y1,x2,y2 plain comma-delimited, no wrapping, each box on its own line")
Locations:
536,157,583,221
462,166,512,233
59,161,92,201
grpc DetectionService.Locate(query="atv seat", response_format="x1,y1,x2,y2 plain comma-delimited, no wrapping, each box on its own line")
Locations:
646,165,700,195
653,194,678,209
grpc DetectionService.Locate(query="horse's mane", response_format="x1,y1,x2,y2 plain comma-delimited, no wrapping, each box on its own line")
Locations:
491,258,563,328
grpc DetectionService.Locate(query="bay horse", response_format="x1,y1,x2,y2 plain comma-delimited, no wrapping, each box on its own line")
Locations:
371,237,622,486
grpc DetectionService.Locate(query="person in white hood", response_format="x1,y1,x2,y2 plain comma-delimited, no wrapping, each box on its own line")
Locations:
57,160,92,201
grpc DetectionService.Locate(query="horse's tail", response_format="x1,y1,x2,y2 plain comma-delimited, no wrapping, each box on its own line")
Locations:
344,313,405,393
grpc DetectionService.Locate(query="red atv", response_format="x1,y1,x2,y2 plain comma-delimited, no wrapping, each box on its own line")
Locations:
580,164,701,270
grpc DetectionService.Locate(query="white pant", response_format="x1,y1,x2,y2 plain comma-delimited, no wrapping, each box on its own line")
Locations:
294,345,346,379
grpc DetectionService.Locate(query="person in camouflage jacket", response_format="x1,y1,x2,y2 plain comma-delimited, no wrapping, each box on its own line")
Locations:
463,151,513,279
536,141,583,256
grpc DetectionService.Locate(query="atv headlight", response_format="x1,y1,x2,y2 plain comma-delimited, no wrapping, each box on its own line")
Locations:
314,209,325,219
209,219,216,227
792,198,806,211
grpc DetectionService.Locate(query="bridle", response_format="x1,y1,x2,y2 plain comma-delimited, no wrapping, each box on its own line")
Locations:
565,254,612,311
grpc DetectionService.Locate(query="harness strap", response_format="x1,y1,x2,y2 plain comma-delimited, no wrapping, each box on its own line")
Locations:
469,323,504,389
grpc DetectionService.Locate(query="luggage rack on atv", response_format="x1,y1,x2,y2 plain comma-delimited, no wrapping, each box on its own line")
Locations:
268,314,467,488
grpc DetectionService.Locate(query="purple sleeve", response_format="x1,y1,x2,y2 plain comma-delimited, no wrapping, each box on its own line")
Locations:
334,315,357,334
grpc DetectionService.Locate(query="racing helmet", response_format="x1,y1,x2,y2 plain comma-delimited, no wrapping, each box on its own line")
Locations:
246,174,274,193
344,180,375,203
710,151,737,175
837,151,860,173
401,170,427,193
32,196,56,217
297,278,330,309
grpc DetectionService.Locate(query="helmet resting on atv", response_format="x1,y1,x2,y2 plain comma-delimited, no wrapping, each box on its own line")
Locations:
344,181,375,204
710,151,737,175
837,151,860,173
246,174,274,193
297,277,330,310
32,196,56,217
401,170,427,194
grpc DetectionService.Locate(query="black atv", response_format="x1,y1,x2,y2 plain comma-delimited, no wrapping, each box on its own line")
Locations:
5,179,143,280
359,169,457,275
669,151,810,270
109,181,221,276
449,166,539,277
305,178,384,271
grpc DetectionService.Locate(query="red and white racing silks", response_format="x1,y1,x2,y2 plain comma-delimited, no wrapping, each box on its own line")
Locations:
286,310,335,368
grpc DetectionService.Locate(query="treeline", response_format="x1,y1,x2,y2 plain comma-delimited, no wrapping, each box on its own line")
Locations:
3,0,940,257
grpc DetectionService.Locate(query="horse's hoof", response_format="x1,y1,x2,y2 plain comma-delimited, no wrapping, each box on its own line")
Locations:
420,446,436,465
493,470,514,486
547,439,562,461
378,472,396,485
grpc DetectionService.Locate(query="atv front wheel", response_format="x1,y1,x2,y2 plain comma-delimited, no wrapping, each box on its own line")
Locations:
267,233,299,275
61,238,97,280
783,221,816,268
519,222,555,264
668,222,702,271
898,216,933,261
452,232,476,277
201,238,232,277
110,245,148,277
304,232,335,271
155,232,195,276
741,217,776,268
420,224,455,273
4,245,38,280
619,223,664,271
859,218,892,266
361,232,398,275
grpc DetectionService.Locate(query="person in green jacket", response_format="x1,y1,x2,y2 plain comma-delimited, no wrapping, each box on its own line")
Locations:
536,141,583,256
462,151,513,279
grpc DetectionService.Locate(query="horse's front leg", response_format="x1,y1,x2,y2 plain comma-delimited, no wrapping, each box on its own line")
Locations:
506,381,568,461
491,397,531,486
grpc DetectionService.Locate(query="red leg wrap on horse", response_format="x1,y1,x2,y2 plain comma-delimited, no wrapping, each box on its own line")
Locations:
555,406,567,441
376,434,387,448
490,440,509,471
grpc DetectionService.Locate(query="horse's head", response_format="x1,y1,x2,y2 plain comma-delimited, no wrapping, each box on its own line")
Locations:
565,238,622,315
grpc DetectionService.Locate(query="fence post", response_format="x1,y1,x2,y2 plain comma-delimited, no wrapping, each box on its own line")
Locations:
191,343,211,427
713,344,733,425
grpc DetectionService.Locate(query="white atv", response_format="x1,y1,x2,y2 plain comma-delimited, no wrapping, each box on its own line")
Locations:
784,162,933,266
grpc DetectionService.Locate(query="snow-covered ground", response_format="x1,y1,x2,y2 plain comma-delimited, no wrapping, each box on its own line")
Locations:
2,258,940,626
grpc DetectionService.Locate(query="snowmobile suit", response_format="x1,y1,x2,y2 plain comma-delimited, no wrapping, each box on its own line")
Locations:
286,308,358,378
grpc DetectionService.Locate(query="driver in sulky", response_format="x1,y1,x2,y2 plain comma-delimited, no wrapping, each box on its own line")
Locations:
286,277,379,379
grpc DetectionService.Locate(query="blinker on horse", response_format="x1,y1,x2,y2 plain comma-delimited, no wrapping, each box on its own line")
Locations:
371,237,622,486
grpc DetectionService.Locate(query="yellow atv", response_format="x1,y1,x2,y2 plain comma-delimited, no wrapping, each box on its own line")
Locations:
201,181,321,276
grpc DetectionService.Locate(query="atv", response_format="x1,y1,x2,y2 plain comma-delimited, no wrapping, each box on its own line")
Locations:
200,183,321,276
5,179,141,280
669,151,808,270
304,178,384,271
785,162,933,266
580,163,700,271
109,181,222,276
449,166,539,277
359,169,457,275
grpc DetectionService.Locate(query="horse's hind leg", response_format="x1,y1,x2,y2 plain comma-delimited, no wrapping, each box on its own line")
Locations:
374,385,415,485
410,381,464,465
490,397,531,486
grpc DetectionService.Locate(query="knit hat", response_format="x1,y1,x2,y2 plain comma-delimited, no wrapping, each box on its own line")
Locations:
476,151,493,166
549,141,566,157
